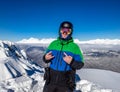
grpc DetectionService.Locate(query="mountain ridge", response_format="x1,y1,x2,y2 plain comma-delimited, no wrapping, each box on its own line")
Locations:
0,40,43,81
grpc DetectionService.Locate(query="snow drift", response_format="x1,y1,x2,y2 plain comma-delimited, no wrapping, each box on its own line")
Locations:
77,69,120,92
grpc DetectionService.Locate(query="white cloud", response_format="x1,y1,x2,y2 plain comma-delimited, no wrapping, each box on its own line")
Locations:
16,38,120,45
16,37,55,44
78,39,120,45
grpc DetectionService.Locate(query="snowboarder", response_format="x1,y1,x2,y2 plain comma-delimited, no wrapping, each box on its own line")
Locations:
43,21,84,92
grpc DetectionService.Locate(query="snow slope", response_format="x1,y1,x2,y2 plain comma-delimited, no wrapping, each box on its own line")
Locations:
0,40,43,81
77,69,120,91
1,69,120,92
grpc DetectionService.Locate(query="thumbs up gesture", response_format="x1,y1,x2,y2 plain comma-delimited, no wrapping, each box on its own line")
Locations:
63,52,73,64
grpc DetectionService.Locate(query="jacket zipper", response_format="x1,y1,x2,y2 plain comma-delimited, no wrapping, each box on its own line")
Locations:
56,43,64,70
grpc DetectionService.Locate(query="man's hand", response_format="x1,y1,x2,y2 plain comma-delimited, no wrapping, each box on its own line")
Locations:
63,52,73,64
45,51,54,61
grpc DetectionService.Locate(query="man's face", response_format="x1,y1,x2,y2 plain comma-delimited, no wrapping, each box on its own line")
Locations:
60,28,71,39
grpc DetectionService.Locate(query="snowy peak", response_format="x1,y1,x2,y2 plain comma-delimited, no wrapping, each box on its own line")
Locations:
0,40,27,59
0,40,43,82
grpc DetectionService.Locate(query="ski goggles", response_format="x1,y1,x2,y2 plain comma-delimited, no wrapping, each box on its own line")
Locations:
60,28,72,35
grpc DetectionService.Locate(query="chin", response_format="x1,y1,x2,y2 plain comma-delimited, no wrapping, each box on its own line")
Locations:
62,36,67,39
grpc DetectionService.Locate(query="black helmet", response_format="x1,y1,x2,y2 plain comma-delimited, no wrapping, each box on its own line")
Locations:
60,21,73,29
59,21,73,34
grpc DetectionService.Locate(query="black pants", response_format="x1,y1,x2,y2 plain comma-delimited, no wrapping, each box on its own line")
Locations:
43,68,75,92
43,83,73,92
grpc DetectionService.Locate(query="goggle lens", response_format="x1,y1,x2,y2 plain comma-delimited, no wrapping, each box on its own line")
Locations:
60,28,71,35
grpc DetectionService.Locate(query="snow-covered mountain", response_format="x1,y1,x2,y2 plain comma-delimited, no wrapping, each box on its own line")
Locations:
17,37,120,45
0,40,43,82
17,42,120,73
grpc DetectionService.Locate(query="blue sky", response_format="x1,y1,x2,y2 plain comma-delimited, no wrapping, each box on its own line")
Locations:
0,0,120,42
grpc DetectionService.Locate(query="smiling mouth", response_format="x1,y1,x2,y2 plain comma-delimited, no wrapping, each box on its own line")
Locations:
63,32,67,35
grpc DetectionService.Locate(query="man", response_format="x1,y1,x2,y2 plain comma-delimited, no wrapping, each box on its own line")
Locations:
43,21,84,92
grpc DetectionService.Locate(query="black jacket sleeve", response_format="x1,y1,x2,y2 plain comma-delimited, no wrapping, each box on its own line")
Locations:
43,54,51,63
70,59,84,70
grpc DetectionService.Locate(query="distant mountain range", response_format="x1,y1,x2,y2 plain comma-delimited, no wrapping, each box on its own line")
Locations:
16,40,120,73
16,38,120,73
17,37,120,45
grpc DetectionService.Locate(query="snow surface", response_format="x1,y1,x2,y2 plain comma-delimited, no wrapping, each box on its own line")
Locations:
17,37,120,45
0,40,120,92
77,69,120,92
1,69,120,92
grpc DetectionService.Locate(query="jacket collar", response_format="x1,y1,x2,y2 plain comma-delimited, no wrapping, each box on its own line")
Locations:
57,37,73,45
